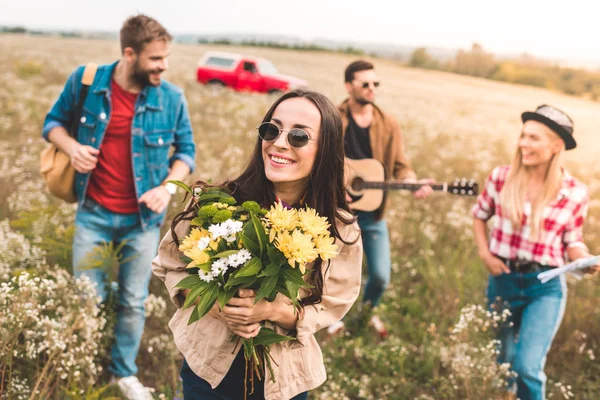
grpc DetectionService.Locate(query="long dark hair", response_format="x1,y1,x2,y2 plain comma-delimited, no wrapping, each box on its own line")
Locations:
172,90,357,306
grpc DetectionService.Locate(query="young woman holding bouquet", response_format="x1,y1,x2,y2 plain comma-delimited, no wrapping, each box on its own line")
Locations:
152,90,363,400
472,105,599,400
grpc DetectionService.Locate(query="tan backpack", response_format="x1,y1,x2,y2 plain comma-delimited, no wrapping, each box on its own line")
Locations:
40,63,98,203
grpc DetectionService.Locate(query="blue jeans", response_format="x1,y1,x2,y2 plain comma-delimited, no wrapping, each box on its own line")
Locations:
73,198,160,378
487,270,567,400
356,211,391,306
181,351,309,400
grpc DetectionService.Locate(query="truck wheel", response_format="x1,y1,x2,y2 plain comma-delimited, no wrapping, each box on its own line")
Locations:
207,79,226,87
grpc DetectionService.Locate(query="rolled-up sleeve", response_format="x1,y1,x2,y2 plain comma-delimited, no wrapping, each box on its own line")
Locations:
42,66,83,141
563,188,589,250
169,94,196,172
151,221,191,308
471,168,500,221
295,222,362,344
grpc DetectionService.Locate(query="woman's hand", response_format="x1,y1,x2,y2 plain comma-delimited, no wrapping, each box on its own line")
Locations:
480,251,510,276
220,289,272,326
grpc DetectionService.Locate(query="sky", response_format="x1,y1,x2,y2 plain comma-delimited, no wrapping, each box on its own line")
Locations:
1,0,598,64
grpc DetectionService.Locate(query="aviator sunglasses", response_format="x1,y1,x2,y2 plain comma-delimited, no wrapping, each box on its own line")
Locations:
257,122,316,148
357,81,380,89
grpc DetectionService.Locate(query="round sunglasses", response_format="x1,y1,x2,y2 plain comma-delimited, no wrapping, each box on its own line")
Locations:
257,122,316,148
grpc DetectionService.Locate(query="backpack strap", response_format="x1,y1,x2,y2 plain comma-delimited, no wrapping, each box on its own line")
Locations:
69,63,98,138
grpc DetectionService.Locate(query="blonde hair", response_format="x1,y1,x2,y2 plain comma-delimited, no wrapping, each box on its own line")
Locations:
499,124,565,239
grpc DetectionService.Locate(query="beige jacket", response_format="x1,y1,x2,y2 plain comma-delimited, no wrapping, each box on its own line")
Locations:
152,213,362,400
338,99,416,220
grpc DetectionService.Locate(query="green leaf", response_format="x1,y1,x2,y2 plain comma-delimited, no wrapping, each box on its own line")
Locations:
196,283,220,319
187,303,200,325
175,275,201,289
182,281,211,310
235,257,262,278
281,267,311,288
213,250,239,259
168,180,193,196
239,232,260,256
180,255,193,264
258,262,281,277
250,213,267,255
267,245,286,266
252,327,295,346
255,275,278,303
217,287,235,309
224,274,257,290
197,191,231,203
196,261,213,273
285,281,300,304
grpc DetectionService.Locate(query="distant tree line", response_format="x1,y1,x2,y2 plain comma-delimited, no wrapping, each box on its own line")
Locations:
198,38,367,56
409,44,600,101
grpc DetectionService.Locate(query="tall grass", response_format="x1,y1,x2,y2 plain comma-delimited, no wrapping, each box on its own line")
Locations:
0,34,598,399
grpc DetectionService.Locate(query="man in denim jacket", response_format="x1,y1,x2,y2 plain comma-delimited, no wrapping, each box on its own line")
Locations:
42,15,195,400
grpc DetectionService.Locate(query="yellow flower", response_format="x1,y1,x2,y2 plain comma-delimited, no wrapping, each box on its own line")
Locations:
298,207,330,239
275,229,318,274
179,228,210,252
313,235,338,261
265,202,299,242
179,228,218,254
184,247,211,271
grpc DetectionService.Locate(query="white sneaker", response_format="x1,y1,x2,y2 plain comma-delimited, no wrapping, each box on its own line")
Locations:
368,315,388,339
326,320,345,335
114,376,154,400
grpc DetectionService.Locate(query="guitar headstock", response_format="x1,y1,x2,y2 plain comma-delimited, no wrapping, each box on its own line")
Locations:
448,179,478,196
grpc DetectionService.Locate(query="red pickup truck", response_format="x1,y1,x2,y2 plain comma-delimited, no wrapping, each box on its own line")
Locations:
196,51,308,94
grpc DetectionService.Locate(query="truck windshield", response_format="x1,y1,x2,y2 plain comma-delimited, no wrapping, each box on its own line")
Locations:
257,61,279,76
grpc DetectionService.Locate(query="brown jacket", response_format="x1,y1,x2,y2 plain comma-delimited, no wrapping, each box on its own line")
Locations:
338,99,416,220
151,212,362,400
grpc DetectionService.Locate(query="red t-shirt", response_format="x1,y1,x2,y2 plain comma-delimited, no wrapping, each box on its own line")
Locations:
87,80,139,214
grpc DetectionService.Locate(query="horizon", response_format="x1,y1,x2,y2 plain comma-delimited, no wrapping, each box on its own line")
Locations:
1,0,599,68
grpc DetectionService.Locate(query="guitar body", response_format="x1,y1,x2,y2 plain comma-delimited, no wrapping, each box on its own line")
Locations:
344,158,385,212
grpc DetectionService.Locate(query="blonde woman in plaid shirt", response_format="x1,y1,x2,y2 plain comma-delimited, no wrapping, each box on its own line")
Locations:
472,105,599,400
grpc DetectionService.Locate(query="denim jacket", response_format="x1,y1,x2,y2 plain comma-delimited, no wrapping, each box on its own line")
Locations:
42,61,196,229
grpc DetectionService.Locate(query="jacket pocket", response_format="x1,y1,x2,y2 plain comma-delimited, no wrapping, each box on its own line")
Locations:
77,109,98,142
143,130,174,169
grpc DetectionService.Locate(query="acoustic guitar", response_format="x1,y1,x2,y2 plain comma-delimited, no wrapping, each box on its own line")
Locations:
345,158,479,212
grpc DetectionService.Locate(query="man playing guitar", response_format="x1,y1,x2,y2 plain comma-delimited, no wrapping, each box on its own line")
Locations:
329,60,433,338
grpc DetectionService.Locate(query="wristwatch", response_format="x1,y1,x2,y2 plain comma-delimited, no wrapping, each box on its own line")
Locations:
162,182,177,195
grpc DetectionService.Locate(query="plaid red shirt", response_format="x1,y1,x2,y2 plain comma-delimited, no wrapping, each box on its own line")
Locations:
472,165,589,267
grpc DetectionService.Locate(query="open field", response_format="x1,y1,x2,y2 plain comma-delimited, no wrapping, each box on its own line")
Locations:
1,34,599,399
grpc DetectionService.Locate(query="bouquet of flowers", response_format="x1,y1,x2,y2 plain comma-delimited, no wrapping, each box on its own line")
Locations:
171,182,339,395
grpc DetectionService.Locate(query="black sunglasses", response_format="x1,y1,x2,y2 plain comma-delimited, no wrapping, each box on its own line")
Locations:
257,122,315,148
357,81,380,89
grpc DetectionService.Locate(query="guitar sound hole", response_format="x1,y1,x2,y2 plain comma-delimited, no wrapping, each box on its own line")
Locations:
351,177,365,191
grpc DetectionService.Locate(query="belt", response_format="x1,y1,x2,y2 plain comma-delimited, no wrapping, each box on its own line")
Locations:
497,257,547,273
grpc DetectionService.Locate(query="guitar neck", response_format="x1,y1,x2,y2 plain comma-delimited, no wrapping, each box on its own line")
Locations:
362,181,447,192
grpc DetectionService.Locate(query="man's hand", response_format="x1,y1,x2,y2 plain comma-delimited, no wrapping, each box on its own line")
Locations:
138,185,171,214
404,177,435,199
70,143,99,173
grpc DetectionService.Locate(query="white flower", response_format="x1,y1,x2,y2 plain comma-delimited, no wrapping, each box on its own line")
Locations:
225,234,237,243
211,258,228,276
196,237,211,251
227,249,252,268
198,270,215,282
223,219,243,235
227,253,242,267
237,249,252,262
208,223,228,239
